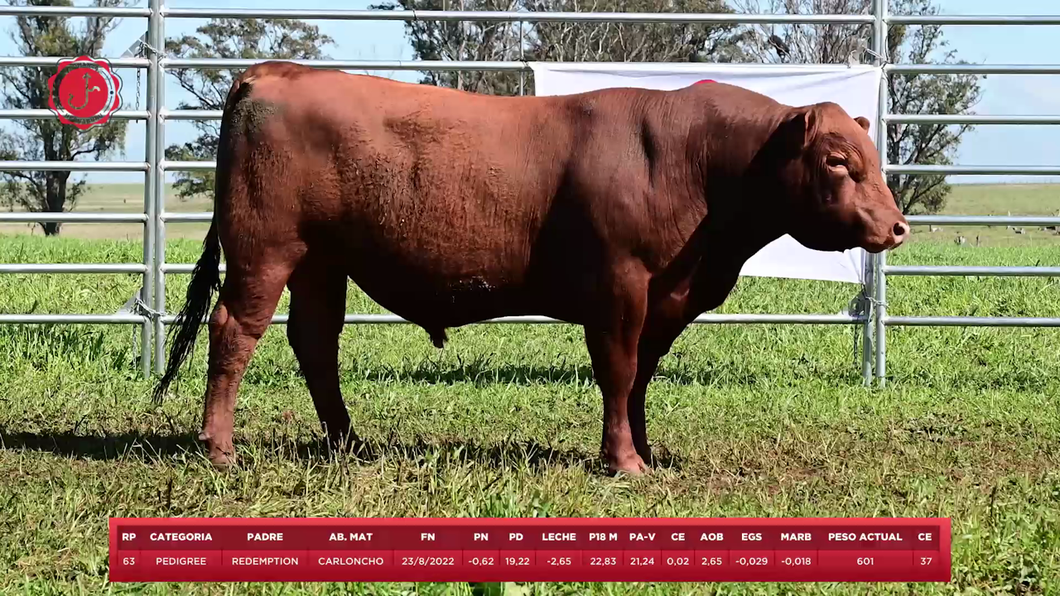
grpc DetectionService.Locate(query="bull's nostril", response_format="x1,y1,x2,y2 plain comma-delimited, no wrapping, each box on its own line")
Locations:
893,221,910,238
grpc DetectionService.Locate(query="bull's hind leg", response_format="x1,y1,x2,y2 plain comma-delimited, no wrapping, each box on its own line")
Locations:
286,255,356,453
200,261,293,468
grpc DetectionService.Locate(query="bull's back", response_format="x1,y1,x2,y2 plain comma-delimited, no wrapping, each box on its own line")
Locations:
224,65,618,324
237,69,565,266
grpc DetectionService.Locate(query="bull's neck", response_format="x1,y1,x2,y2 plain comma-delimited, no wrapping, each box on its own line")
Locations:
651,182,785,309
692,110,790,263
651,105,792,304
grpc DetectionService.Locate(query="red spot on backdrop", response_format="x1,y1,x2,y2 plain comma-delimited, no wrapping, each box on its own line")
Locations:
694,79,716,85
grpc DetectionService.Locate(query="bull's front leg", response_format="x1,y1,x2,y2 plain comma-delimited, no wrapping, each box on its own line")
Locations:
583,267,651,476
627,315,694,466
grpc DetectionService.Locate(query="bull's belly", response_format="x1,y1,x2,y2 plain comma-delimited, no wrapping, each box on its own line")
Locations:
314,200,604,333
342,254,582,332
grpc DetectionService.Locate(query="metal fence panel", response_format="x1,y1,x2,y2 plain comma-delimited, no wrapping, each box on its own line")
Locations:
0,2,1056,385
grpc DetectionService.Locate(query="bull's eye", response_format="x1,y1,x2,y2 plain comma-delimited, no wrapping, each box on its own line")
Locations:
825,154,848,169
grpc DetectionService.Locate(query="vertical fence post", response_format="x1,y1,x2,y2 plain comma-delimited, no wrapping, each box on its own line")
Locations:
860,253,875,385
140,1,161,378
873,0,890,386
860,4,882,386
518,20,525,96
151,0,167,376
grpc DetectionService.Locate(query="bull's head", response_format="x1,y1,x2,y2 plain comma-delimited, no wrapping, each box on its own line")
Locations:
772,102,909,253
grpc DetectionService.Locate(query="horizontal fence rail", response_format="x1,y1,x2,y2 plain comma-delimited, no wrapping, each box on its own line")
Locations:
0,161,149,172
0,56,149,68
906,215,1060,226
157,160,1060,176
162,58,528,71
160,212,213,222
887,14,1060,25
886,266,1060,277
0,213,147,223
0,314,148,324
0,109,150,120
164,9,877,24
886,316,1060,327
0,2,1055,386
0,5,151,17
158,111,1060,125
886,114,1060,125
887,165,1060,175
0,264,146,274
150,59,1060,77
887,64,1060,75
156,313,866,325
6,5,1057,26
164,109,224,121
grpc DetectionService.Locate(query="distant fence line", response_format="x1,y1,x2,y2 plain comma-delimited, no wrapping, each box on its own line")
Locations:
0,1,1057,386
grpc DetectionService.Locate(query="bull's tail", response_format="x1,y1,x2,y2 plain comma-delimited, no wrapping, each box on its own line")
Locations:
151,75,256,403
152,221,221,403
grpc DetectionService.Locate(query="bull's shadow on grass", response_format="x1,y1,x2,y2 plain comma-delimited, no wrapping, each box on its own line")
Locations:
337,358,856,388
0,429,204,461
344,360,601,386
348,434,682,474
0,426,203,460
0,427,682,473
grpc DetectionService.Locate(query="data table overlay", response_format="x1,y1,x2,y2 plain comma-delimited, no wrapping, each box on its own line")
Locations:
109,517,951,583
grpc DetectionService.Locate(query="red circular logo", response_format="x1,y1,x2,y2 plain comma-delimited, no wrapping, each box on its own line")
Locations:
47,56,122,130
693,79,717,85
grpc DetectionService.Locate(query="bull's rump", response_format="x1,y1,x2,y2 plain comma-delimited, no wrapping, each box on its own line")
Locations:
228,67,642,325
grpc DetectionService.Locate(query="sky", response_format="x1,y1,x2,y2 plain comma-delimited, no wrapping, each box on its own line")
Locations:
3,0,1060,185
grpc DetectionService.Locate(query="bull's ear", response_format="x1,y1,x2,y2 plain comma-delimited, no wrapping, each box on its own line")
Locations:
780,107,817,154
854,116,871,132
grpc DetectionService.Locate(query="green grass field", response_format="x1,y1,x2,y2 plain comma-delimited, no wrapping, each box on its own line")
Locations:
0,183,1058,594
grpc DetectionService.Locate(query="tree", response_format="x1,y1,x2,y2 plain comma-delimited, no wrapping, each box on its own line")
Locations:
529,0,747,64
0,0,129,236
370,0,525,96
370,0,748,96
736,0,983,214
164,19,335,199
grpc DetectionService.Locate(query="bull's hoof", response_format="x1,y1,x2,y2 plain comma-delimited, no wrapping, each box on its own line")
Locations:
199,432,236,470
635,445,653,466
324,429,368,459
207,449,236,470
606,453,650,476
